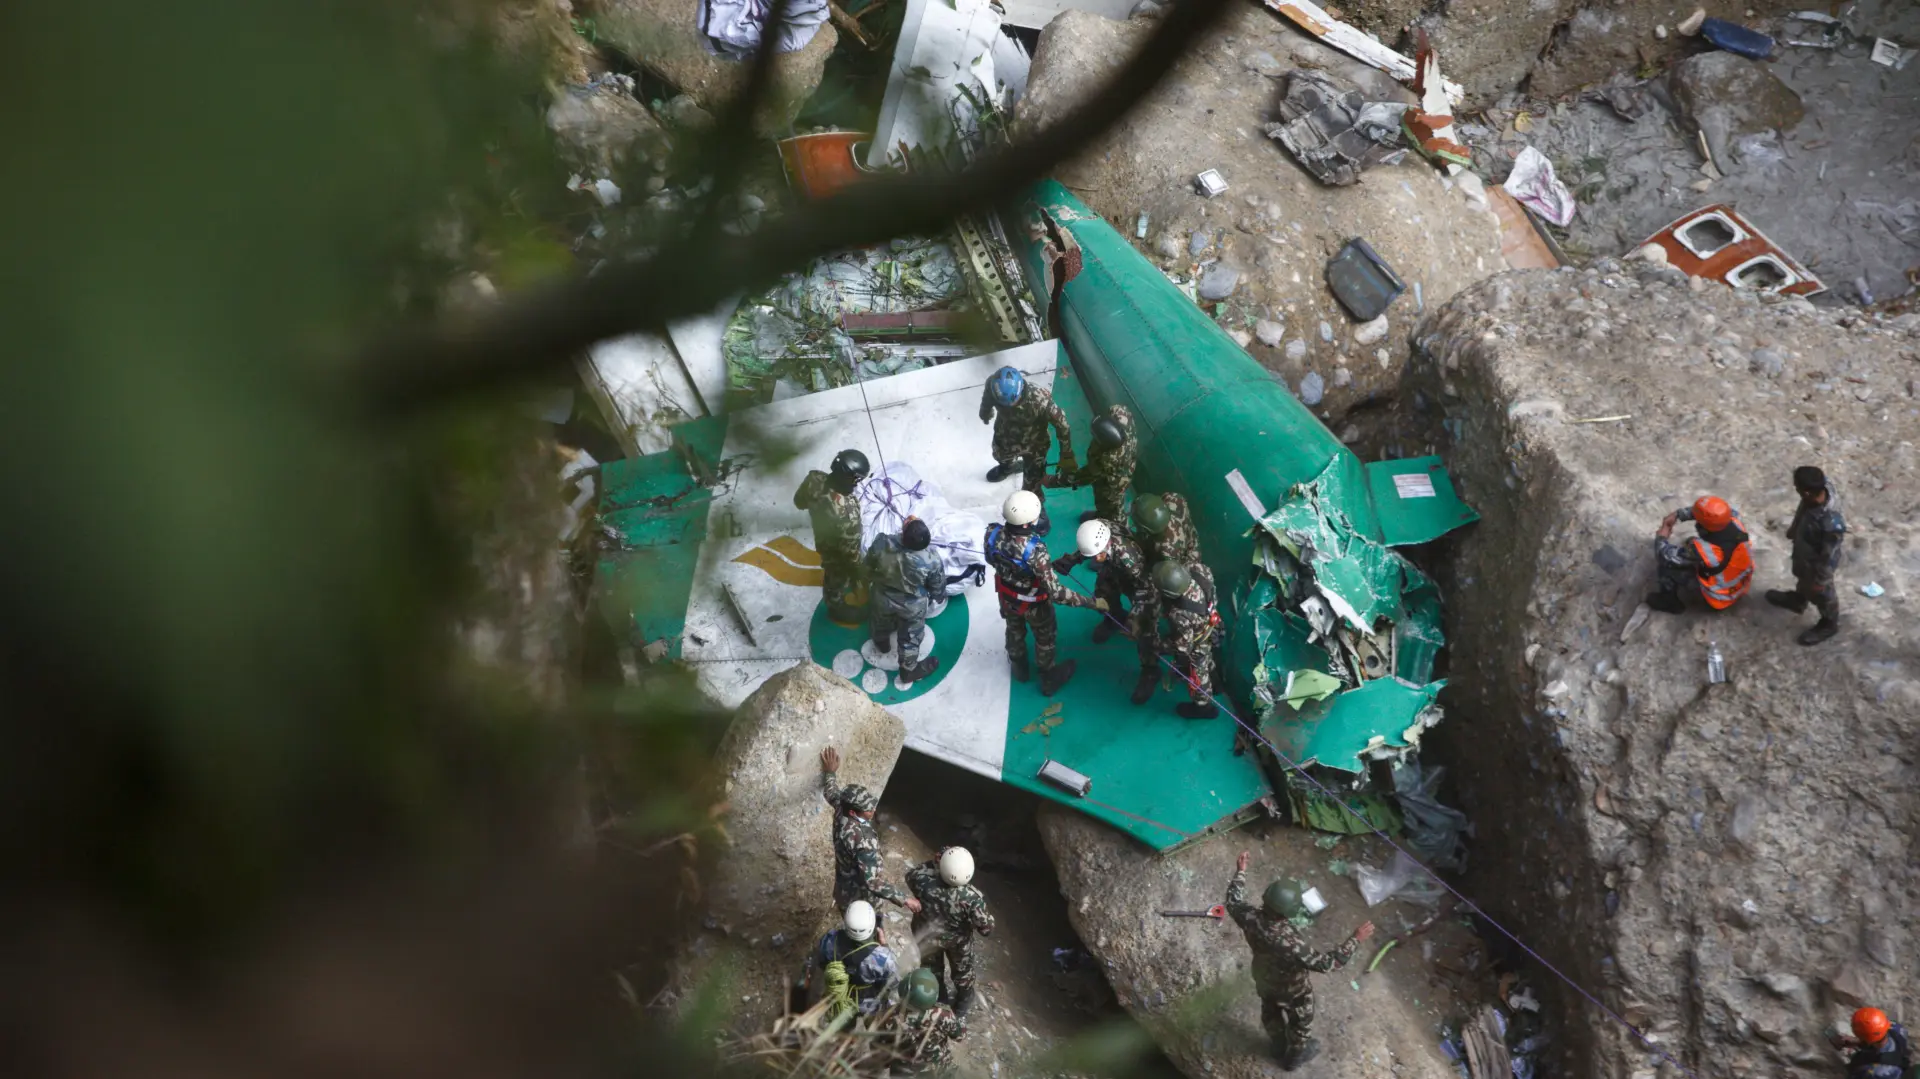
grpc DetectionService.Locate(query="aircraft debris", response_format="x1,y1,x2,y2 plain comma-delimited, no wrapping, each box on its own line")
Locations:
779,131,874,200
1326,238,1405,322
1640,204,1826,297
1264,71,1408,187
1401,35,1469,175
1038,758,1094,796
1871,38,1918,68
1699,17,1775,59
1257,0,1463,105
1194,168,1230,198
1501,147,1575,227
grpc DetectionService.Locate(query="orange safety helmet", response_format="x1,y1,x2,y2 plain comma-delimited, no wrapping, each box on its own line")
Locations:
1854,1007,1891,1044
1692,496,1733,532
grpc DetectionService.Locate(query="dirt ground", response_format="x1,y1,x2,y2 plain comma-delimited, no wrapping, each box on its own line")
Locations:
1467,0,1920,302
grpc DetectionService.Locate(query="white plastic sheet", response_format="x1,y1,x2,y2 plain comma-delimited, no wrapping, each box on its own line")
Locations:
1502,146,1576,227
855,461,987,597
697,0,829,58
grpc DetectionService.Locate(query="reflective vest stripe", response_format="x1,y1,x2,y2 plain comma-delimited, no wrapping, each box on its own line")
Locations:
1690,527,1754,610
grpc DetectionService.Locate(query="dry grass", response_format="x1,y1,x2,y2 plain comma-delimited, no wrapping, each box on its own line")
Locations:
721,999,910,1079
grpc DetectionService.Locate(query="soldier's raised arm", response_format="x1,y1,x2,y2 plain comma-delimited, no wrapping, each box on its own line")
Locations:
979,381,996,424
1225,851,1258,928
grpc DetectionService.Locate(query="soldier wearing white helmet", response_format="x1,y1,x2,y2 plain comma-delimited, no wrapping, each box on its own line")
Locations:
805,900,900,1020
907,846,994,1018
1052,517,1161,701
982,491,1104,696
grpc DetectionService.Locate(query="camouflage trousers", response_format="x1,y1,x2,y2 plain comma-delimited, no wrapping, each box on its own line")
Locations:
920,937,980,998
1166,642,1217,704
822,556,864,617
1259,991,1315,1056
1790,564,1842,622
999,594,1060,671
1091,477,1128,523
1091,576,1157,669
994,434,1054,496
871,604,930,667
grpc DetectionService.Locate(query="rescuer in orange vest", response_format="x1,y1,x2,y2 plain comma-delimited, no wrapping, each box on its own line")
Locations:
1648,496,1754,613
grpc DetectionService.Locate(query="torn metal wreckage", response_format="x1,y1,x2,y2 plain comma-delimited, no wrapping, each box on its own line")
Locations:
578,7,1478,854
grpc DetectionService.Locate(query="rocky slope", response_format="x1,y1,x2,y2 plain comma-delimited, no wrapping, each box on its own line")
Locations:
1019,6,1504,434
1039,805,1499,1079
668,662,908,1031
1415,263,1920,1078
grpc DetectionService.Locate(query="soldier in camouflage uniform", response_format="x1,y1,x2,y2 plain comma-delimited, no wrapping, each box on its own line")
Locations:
1078,405,1138,524
1054,518,1158,681
1765,465,1847,645
1132,491,1203,569
1148,561,1222,719
820,747,921,914
979,366,1074,497
985,491,1102,696
891,968,967,1074
865,517,946,684
1225,850,1374,1071
906,846,994,1018
794,449,871,624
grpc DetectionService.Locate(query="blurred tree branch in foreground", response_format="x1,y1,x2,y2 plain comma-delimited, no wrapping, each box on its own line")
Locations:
0,0,1223,1075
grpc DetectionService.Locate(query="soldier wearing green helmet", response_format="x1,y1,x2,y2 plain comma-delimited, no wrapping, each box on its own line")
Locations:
1147,559,1222,719
1225,850,1374,1071
892,967,967,1073
1130,491,1202,569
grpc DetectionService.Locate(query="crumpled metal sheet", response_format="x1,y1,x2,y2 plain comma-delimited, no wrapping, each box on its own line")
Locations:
1264,71,1409,187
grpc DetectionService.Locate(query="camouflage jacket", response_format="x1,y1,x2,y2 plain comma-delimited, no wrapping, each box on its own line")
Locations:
1144,492,1202,568
906,859,995,950
824,771,908,907
983,524,1088,607
1787,481,1847,573
1159,563,1217,653
895,1004,967,1071
980,380,1073,462
1224,866,1358,1000
1082,404,1138,490
1055,522,1155,610
866,533,945,613
794,471,865,567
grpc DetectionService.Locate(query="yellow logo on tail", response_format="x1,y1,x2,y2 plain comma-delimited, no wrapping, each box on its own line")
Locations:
732,534,825,587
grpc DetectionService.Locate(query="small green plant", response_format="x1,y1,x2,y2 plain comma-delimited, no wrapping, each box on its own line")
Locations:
571,16,600,43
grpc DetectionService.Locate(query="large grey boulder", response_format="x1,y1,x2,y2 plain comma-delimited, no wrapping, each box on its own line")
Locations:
547,77,674,176
588,0,836,131
1668,52,1806,176
1039,806,1473,1079
670,662,908,1031
1419,266,1920,1078
1018,7,1503,431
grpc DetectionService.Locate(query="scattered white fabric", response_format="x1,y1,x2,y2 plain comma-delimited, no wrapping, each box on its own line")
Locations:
1503,146,1576,227
854,461,987,597
697,0,829,58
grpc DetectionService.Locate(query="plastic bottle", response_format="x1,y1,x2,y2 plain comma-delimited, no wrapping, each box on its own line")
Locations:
1707,639,1727,684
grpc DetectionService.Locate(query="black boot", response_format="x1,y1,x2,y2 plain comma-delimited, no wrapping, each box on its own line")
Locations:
1010,653,1031,683
1092,617,1117,644
1764,589,1807,612
1177,701,1219,719
1280,1038,1321,1070
1798,619,1839,645
872,633,892,654
985,456,1025,484
953,988,977,1019
1644,591,1685,614
1039,659,1077,696
1130,669,1158,705
899,656,940,684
